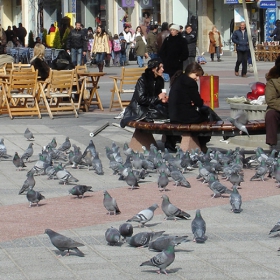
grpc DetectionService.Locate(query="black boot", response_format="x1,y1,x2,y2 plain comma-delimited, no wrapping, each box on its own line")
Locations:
98,63,104,72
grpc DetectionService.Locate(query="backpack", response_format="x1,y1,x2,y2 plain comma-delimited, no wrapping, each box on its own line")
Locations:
120,40,127,53
113,39,121,52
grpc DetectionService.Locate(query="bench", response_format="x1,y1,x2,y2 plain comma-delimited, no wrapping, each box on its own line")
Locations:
126,120,266,152
109,67,146,111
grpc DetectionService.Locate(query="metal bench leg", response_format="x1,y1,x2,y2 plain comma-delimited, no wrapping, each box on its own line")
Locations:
180,133,201,152
129,129,157,152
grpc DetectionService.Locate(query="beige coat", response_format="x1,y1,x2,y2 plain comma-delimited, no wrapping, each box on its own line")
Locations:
208,31,223,54
91,33,110,54
265,76,280,112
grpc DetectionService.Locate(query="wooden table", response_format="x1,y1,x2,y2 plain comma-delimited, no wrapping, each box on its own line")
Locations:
78,72,105,112
255,44,280,62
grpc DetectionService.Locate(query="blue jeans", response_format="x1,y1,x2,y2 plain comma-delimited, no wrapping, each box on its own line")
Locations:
71,48,83,66
120,53,126,66
95,52,105,65
210,47,220,60
149,53,158,59
137,56,144,67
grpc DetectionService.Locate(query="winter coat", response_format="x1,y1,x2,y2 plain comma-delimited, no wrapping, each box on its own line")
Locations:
182,31,197,57
30,57,50,81
208,31,223,54
135,36,146,56
66,28,88,52
156,30,170,52
265,76,280,112
231,28,249,52
270,26,280,41
146,31,158,54
50,50,74,70
159,33,189,78
120,70,166,128
168,73,207,124
91,32,110,54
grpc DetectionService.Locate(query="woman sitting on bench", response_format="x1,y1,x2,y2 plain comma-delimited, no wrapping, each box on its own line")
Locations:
120,58,169,128
167,62,222,152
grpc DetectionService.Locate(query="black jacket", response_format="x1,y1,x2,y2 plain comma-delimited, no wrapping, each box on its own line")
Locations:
168,74,207,124
270,25,280,41
120,70,166,127
231,28,249,52
66,28,87,51
182,31,197,57
159,33,189,78
31,57,50,81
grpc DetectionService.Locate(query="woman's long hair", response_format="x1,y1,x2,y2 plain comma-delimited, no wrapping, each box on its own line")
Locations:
31,43,45,62
96,26,106,37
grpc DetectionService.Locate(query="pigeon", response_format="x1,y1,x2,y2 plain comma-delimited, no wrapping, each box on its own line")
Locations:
103,190,121,215
119,223,133,242
57,136,71,152
56,168,79,184
250,160,268,181
228,171,243,187
161,194,191,220
148,235,188,252
208,176,232,198
18,169,36,194
170,167,191,188
125,169,139,190
0,138,8,159
269,220,280,235
48,137,57,149
69,185,93,198
123,142,132,156
45,228,85,256
191,209,206,243
140,240,176,275
82,140,97,158
228,110,249,137
126,203,158,227
24,128,34,140
26,187,45,207
92,152,104,175
13,152,26,170
128,231,165,248
230,185,242,213
21,143,34,162
105,227,121,246
275,164,280,188
158,172,169,191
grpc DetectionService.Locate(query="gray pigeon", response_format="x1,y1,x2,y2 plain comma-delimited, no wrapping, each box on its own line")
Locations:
275,164,280,187
92,152,104,175
45,228,85,256
158,172,169,191
56,168,79,185
250,160,268,181
269,220,280,235
191,209,206,243
128,231,165,248
161,194,191,220
148,235,188,252
26,187,45,207
48,137,57,149
105,227,121,246
208,176,232,198
228,110,249,137
230,185,242,213
140,240,176,275
125,169,139,190
24,128,34,140
119,223,133,242
103,190,121,215
127,203,158,227
13,152,26,170
82,140,97,158
69,185,93,198
170,167,191,188
228,171,243,187
0,138,8,159
18,169,36,194
21,143,34,162
58,136,71,152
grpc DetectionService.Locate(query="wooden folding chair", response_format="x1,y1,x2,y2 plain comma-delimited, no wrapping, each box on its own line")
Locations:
73,65,87,111
39,69,78,119
2,69,41,119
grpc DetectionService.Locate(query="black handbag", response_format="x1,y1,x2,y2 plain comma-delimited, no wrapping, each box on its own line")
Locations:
129,48,137,61
91,53,97,64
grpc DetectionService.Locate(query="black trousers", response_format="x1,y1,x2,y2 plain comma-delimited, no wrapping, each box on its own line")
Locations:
265,109,280,146
235,50,248,75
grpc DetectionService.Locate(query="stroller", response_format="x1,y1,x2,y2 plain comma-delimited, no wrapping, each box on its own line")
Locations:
196,47,207,64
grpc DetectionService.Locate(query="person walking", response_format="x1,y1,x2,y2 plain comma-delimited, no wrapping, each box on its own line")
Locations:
208,26,222,62
66,22,87,66
17,23,27,46
5,26,14,43
232,21,249,77
146,25,158,59
134,34,147,67
156,22,170,53
91,25,110,72
0,24,7,54
159,24,189,79
270,20,280,41
112,34,121,66
123,25,134,65
182,24,197,69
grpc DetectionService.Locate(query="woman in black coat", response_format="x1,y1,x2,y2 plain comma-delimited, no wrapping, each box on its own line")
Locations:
159,24,189,79
120,58,168,128
168,62,221,152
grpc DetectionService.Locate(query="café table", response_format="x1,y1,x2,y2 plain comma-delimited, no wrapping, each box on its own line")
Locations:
77,72,105,112
255,44,280,62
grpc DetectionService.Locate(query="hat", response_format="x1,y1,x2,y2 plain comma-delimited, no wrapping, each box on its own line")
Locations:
147,58,162,69
169,24,180,31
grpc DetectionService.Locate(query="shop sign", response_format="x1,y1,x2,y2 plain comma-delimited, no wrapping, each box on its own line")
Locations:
122,0,135,7
141,0,153,7
259,0,276,8
224,0,255,3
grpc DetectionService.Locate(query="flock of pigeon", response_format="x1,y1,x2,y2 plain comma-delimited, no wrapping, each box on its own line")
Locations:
1,127,280,275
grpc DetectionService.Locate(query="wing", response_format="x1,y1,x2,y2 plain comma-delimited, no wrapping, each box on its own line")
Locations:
234,110,248,125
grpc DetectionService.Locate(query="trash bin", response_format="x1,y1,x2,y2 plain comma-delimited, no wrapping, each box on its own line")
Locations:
200,75,219,109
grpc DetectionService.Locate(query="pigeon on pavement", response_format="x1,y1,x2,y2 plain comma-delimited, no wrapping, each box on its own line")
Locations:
158,172,169,191
56,168,79,185
269,220,280,235
57,137,71,152
250,160,268,181
26,187,45,207
69,185,93,198
127,203,158,227
119,223,133,242
125,169,139,190
191,209,206,243
148,235,188,252
228,110,249,136
140,240,176,275
103,190,121,215
13,152,26,170
161,194,191,220
48,137,57,149
105,227,121,246
21,143,34,162
45,228,85,256
0,138,8,159
19,169,36,194
230,185,242,213
128,231,165,248
170,167,191,188
24,128,34,141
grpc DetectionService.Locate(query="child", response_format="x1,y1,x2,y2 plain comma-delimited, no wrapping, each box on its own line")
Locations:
119,33,127,66
112,34,121,66
134,34,146,67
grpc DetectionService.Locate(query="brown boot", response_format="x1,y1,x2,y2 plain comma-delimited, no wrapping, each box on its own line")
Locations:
98,62,104,72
